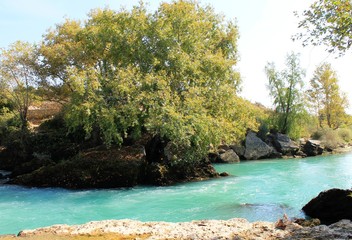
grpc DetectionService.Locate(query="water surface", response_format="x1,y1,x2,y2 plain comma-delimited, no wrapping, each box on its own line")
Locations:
1,153,352,234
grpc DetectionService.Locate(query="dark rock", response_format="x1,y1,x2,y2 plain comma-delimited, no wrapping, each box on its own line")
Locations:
230,145,245,159
218,144,231,152
288,219,352,240
208,152,221,163
294,150,307,158
145,134,169,164
244,131,274,160
220,172,229,177
11,145,147,189
219,150,240,163
303,140,324,156
144,162,169,185
269,133,299,155
302,188,352,224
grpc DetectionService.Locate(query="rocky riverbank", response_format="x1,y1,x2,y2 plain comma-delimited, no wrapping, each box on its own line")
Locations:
2,218,352,240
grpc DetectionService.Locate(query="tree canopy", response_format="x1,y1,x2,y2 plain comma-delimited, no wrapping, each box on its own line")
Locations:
307,63,349,129
295,0,352,55
265,53,306,139
21,0,261,162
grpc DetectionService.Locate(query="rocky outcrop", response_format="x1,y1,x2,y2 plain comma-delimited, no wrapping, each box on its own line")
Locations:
244,131,274,160
288,219,352,240
208,145,240,163
144,135,219,185
269,133,299,156
14,217,352,240
302,188,352,224
12,145,147,189
303,140,324,156
219,149,240,163
17,218,301,239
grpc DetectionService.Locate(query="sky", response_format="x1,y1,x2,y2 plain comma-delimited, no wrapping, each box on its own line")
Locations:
1,0,352,113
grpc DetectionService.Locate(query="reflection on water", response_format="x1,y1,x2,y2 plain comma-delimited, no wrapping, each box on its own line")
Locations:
1,152,352,234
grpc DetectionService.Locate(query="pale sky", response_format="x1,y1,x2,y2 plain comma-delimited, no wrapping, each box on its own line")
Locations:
1,0,351,113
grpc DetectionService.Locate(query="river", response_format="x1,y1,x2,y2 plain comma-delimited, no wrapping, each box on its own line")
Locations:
1,153,352,234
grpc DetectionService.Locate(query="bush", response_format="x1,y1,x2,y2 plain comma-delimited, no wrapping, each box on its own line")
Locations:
320,129,344,149
338,128,352,142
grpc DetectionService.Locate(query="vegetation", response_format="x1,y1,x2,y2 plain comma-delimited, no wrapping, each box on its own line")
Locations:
295,0,352,55
265,52,307,139
0,0,351,189
0,0,262,167
307,63,349,129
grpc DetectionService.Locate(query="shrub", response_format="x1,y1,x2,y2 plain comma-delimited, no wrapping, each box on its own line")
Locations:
320,129,344,149
338,128,352,142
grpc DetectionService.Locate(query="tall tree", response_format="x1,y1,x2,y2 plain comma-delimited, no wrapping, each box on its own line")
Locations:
265,52,306,138
36,0,260,162
307,63,348,129
295,0,352,55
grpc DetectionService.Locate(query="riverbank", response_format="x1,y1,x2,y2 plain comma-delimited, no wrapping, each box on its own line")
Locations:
2,218,352,240
0,218,302,239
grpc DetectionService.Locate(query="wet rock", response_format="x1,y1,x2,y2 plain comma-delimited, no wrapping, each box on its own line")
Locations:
219,172,229,177
302,188,352,224
303,140,324,156
244,131,274,160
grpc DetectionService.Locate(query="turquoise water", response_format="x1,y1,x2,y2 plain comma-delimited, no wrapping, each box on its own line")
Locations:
1,153,352,234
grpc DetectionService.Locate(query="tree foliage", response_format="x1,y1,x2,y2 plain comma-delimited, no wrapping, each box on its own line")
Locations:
0,41,38,131
265,52,306,138
295,0,352,55
307,63,349,129
33,0,260,162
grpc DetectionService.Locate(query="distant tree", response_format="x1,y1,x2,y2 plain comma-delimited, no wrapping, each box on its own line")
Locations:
0,41,38,132
0,41,38,157
295,0,352,55
265,52,306,138
307,63,349,129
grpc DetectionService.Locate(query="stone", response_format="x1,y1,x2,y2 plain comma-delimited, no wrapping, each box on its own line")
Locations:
303,140,324,156
12,145,147,189
269,133,299,155
302,188,352,224
219,172,229,177
244,131,274,160
230,145,246,159
219,149,240,163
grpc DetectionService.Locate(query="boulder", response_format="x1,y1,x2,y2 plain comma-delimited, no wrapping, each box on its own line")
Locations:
302,188,352,224
244,131,274,160
218,149,240,163
269,133,299,155
303,140,324,156
230,144,246,159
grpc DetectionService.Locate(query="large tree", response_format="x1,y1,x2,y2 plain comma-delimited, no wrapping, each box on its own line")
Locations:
265,52,306,138
307,63,349,129
295,0,352,55
36,1,260,162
